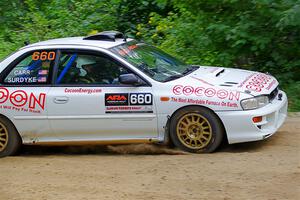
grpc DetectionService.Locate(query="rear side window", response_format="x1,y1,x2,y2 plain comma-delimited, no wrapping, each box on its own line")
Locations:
3,51,56,84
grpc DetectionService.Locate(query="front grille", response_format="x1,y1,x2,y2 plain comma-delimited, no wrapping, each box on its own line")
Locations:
268,87,279,101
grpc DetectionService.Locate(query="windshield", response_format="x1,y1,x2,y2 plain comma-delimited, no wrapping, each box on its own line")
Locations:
110,41,196,82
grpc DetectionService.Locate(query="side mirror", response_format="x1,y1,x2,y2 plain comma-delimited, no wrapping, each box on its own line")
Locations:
119,73,143,85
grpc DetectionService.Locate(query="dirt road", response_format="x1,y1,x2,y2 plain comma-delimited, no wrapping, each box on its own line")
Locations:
0,116,299,200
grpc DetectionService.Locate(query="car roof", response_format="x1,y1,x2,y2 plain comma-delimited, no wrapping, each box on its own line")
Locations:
21,36,134,50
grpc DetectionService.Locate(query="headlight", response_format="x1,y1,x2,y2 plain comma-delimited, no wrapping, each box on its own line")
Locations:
241,95,269,110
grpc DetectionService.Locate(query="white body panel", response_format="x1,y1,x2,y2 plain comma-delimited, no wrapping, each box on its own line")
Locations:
0,37,288,145
46,86,158,143
0,87,51,143
217,91,287,143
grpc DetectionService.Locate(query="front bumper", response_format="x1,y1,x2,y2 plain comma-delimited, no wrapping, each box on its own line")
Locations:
216,90,288,144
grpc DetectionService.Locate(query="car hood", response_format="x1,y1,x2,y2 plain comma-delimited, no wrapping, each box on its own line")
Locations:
172,66,278,96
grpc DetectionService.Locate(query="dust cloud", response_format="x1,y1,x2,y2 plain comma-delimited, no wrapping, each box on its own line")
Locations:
21,144,188,155
107,144,189,155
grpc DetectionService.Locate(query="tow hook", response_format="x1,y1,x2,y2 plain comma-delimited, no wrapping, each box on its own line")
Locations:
278,93,283,101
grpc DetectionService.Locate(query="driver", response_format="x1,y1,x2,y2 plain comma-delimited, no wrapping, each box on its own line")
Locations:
75,56,97,83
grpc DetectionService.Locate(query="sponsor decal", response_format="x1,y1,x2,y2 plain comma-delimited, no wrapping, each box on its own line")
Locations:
64,88,102,94
13,69,31,76
105,106,153,113
170,97,239,108
238,73,277,92
238,73,256,88
129,93,153,106
6,69,49,83
105,93,153,113
6,77,37,83
128,45,138,50
32,51,56,61
0,88,46,113
245,74,274,92
105,93,129,106
118,45,138,56
266,80,276,90
172,85,240,101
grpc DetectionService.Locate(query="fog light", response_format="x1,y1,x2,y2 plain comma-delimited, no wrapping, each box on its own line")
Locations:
252,116,263,123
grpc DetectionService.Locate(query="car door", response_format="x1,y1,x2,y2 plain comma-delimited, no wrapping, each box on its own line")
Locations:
47,49,158,142
0,50,56,143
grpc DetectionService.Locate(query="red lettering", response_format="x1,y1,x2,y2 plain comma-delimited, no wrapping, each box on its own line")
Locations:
172,85,240,101
204,88,216,97
195,87,205,96
173,85,183,95
217,90,228,99
29,93,46,110
246,73,273,92
0,88,46,111
0,87,9,103
9,90,27,107
229,91,240,101
183,86,194,96
246,84,262,92
107,95,127,101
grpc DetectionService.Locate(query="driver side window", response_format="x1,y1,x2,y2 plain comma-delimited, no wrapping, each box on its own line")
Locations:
56,51,130,85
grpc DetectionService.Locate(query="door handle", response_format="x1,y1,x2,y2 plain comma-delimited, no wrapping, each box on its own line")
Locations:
54,96,69,104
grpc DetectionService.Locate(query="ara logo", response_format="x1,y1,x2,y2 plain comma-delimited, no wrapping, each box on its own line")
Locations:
106,95,127,101
105,93,129,106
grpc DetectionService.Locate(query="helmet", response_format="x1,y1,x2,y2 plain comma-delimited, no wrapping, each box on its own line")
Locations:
76,55,96,76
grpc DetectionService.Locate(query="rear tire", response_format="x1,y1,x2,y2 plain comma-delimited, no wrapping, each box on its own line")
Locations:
0,116,21,158
170,106,224,153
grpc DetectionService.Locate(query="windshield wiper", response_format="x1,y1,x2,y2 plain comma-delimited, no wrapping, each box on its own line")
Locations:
163,74,184,82
182,65,200,75
138,63,156,76
163,65,199,82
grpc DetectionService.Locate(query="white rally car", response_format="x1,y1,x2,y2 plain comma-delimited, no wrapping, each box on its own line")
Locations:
0,31,287,157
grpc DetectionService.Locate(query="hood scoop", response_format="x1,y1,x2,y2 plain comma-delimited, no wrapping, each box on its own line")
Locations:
215,69,225,77
219,81,238,87
224,82,238,84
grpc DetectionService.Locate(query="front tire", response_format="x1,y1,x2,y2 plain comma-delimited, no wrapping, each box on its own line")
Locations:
170,106,224,153
0,117,21,158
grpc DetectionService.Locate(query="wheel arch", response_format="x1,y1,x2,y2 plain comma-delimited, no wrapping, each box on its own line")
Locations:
0,114,23,143
164,105,228,145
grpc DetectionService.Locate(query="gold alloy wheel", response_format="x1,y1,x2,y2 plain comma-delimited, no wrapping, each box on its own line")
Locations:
176,113,212,149
0,122,8,152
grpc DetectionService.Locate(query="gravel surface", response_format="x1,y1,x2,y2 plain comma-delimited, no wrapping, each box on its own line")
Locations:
0,116,299,200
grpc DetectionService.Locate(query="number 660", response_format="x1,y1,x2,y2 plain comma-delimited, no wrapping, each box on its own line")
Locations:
32,51,56,61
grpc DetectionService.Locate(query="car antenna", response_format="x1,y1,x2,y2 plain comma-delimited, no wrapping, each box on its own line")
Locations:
24,41,30,46
123,33,127,42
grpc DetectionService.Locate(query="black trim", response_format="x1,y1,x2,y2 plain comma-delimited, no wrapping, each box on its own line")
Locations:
269,87,279,101
106,111,153,114
51,50,61,85
0,85,52,87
